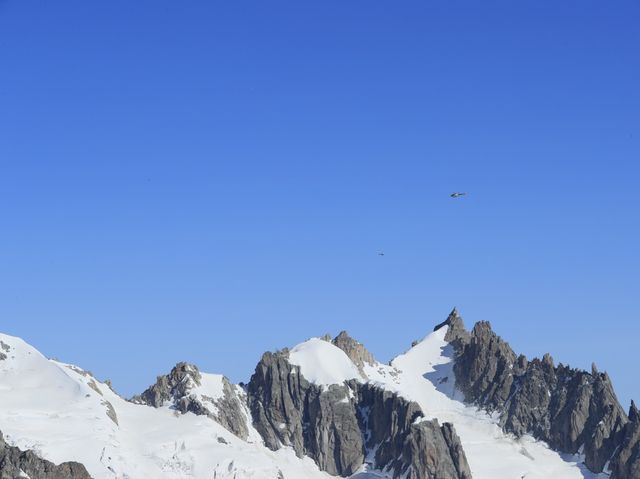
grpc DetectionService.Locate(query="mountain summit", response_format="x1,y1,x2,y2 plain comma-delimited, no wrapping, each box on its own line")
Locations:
0,310,637,479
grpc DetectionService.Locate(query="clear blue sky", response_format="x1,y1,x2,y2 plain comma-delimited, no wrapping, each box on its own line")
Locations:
1,1,638,406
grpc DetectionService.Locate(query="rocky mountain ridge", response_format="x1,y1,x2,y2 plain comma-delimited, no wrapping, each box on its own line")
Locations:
439,308,639,479
1,310,637,479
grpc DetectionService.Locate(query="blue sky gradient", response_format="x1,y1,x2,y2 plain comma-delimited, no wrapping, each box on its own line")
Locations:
1,1,639,405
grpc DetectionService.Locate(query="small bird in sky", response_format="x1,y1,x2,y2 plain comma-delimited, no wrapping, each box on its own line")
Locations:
450,192,467,198
378,251,385,256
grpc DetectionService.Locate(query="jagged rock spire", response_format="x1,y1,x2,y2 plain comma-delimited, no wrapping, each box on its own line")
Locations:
434,307,461,331
630,400,639,423
542,353,554,369
433,308,471,349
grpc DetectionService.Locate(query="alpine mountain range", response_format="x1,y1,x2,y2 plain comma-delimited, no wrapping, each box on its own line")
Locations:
0,309,638,479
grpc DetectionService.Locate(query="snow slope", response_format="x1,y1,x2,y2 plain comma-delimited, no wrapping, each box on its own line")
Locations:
0,329,608,479
289,338,363,387
0,333,338,479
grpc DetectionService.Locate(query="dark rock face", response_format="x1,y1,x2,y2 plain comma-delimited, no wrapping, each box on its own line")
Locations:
609,401,640,479
401,420,472,479
0,431,91,479
446,312,633,476
453,321,518,411
441,422,472,479
307,383,364,475
247,348,471,479
132,362,249,439
358,383,472,479
246,350,310,455
358,382,423,468
247,349,363,475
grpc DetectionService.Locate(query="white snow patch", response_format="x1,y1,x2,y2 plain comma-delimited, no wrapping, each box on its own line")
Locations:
288,338,362,387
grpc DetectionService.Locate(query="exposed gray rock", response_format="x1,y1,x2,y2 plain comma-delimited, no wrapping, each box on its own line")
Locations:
401,420,472,479
609,401,640,479
0,341,9,361
358,383,471,479
247,347,471,478
213,378,251,440
357,382,420,471
247,350,364,475
0,430,92,479
132,362,199,407
453,321,517,411
332,331,375,376
102,400,119,426
441,422,472,479
246,350,309,456
306,382,364,475
447,313,632,475
433,308,471,351
132,362,249,439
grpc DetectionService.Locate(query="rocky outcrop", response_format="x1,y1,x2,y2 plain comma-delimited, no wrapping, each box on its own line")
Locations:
444,311,632,476
132,362,200,408
441,422,472,479
247,348,471,478
0,431,92,479
609,401,640,479
332,331,375,376
401,420,472,479
433,308,471,351
0,341,10,361
246,350,311,456
358,383,472,479
452,321,518,411
211,378,251,439
132,362,249,439
246,349,362,475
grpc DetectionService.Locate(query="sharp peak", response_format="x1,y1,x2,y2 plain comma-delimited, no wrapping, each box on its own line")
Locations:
433,307,466,332
333,330,361,343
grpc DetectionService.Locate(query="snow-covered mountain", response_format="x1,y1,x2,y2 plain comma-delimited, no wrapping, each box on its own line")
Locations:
0,310,638,479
